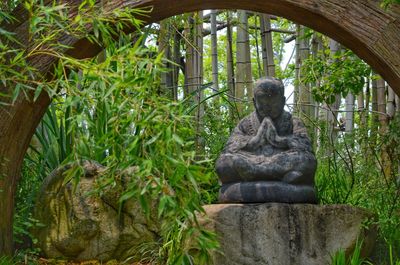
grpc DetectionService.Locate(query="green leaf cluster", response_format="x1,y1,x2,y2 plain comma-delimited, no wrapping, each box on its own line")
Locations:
301,49,371,104
3,2,219,263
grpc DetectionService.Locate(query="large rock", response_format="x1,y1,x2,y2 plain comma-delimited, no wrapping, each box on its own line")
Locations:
201,203,377,265
33,161,159,262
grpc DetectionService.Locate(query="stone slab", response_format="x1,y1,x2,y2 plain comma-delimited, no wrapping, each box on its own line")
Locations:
201,203,377,265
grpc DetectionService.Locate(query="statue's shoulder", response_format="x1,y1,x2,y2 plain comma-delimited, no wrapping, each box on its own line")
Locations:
291,116,309,135
237,113,253,131
291,115,305,127
277,111,293,135
234,112,258,135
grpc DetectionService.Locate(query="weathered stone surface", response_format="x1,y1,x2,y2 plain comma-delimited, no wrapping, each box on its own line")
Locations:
32,161,159,262
219,182,316,203
216,78,317,203
201,203,377,265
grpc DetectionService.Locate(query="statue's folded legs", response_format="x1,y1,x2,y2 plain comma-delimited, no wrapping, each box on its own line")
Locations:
216,151,316,185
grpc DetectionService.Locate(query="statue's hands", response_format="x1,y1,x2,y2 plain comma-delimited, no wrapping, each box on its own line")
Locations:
246,117,291,150
246,118,269,150
263,117,289,149
263,117,277,144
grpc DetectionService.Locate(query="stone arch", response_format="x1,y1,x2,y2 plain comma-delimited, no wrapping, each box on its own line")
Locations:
1,0,400,254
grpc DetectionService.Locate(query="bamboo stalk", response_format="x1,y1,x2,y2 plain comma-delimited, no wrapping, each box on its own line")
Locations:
172,29,181,100
158,20,173,98
260,14,275,77
326,39,341,143
377,78,387,130
236,10,247,115
370,78,379,149
299,26,312,122
294,24,300,115
210,10,219,93
226,11,235,97
387,86,395,118
345,93,355,132
357,88,366,126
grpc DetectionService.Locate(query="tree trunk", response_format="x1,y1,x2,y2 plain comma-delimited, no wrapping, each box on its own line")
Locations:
377,78,387,133
377,78,391,177
172,29,181,100
365,79,370,128
255,14,263,78
158,20,174,98
236,10,248,115
298,26,312,126
184,12,204,152
210,10,219,94
244,12,253,107
326,39,342,143
310,32,321,146
311,32,322,118
0,92,50,256
387,86,396,118
226,11,236,122
184,15,193,99
294,24,300,115
260,14,275,77
357,88,366,127
345,93,355,132
193,11,204,152
357,86,368,155
370,78,379,151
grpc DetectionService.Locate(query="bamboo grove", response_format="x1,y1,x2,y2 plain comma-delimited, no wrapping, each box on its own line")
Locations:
155,10,400,172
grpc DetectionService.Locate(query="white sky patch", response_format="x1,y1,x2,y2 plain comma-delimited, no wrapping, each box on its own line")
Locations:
281,41,295,111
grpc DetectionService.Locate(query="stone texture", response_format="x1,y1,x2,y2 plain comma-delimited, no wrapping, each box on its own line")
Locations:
215,78,317,203
201,203,377,265
32,161,159,262
219,182,316,203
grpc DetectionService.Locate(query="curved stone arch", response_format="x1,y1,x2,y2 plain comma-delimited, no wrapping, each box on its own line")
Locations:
1,0,400,254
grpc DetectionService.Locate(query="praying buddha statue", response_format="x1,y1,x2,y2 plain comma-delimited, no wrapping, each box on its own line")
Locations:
216,77,317,203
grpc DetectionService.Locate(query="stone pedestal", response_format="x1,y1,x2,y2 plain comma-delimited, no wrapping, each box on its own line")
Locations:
201,203,377,265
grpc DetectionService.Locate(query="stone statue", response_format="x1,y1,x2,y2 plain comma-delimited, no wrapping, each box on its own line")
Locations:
215,77,317,203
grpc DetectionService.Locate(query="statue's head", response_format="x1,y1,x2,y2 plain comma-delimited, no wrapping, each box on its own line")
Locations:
253,77,285,120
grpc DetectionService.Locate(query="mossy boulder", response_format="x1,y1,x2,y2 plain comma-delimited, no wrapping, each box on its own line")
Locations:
33,161,159,262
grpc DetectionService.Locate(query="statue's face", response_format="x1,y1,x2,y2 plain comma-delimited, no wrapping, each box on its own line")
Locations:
254,88,285,120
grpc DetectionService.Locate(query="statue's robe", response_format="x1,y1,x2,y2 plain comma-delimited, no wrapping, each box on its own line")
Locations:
216,111,316,185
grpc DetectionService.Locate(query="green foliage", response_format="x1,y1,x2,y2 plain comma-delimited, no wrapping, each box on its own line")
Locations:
381,0,400,8
0,256,14,265
18,40,219,263
28,104,73,175
331,240,400,265
4,2,219,264
331,240,372,265
0,0,146,104
384,115,400,175
302,49,371,104
13,159,43,251
60,42,218,263
315,121,400,263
